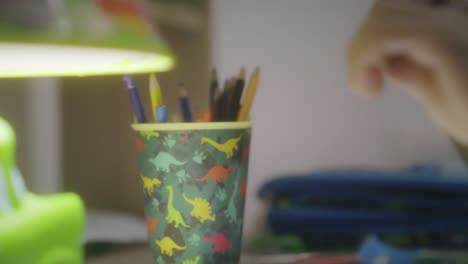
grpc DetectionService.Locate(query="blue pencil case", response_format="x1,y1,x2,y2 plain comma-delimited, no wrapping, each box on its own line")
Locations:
258,167,468,214
267,207,468,249
276,189,468,213
258,169,468,198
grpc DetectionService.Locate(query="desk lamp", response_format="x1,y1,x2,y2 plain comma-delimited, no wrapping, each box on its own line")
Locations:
0,1,174,263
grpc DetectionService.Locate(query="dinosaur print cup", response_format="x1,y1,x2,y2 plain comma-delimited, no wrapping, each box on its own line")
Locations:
132,122,252,264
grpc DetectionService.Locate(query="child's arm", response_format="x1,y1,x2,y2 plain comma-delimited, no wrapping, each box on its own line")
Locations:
347,0,468,154
452,138,468,162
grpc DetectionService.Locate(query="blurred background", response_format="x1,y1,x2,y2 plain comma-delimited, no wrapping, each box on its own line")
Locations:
0,0,464,263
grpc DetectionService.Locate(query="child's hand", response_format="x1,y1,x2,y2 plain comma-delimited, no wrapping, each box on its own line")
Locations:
347,0,468,146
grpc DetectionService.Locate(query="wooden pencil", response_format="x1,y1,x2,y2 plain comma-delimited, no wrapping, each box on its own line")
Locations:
238,67,260,121
178,83,193,122
222,77,236,121
229,67,246,121
209,68,219,114
212,88,221,122
218,79,230,121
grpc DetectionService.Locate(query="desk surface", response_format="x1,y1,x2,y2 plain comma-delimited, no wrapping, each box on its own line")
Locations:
86,246,311,264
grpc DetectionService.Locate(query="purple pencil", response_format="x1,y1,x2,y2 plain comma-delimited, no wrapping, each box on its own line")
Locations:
123,75,147,123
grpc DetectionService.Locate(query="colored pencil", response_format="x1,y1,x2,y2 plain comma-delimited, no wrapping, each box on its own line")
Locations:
210,68,219,114
218,78,232,121
229,67,246,121
123,75,147,123
238,67,260,121
212,88,221,122
124,67,257,124
218,89,228,122
156,105,168,123
149,73,158,121
179,83,193,122
224,77,237,121
171,112,183,123
155,79,163,108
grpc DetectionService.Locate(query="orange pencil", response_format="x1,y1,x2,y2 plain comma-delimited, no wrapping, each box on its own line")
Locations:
237,67,260,121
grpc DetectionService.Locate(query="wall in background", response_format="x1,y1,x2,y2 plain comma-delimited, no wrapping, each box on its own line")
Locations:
211,0,460,238
0,80,31,187
0,79,62,195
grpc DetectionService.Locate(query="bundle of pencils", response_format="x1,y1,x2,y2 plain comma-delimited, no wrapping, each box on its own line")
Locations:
122,66,260,123
209,67,260,122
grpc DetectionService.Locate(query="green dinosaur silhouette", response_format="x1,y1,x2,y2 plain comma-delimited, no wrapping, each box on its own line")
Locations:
176,169,190,184
216,188,227,202
150,152,185,173
156,256,166,264
182,256,200,264
152,198,160,208
163,135,176,149
166,185,190,228
192,151,207,165
224,181,238,223
187,233,201,246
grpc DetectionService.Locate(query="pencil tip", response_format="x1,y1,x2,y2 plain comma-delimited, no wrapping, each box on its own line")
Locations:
123,74,136,87
212,68,217,78
179,84,188,96
239,67,246,79
254,66,260,74
149,73,158,87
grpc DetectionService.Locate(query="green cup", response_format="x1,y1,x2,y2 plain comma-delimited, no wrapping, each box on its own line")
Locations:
132,122,252,264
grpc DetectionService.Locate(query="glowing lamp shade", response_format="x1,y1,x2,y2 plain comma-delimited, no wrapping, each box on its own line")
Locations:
0,0,175,78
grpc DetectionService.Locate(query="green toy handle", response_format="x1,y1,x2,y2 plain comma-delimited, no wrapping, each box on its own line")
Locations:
0,117,19,209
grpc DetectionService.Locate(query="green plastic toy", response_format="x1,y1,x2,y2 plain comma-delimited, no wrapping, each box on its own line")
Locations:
0,117,85,264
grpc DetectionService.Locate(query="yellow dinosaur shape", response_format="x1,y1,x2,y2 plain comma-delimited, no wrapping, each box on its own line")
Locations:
183,194,216,223
182,256,200,264
155,236,186,257
140,130,160,140
141,175,161,196
166,186,190,228
201,135,242,159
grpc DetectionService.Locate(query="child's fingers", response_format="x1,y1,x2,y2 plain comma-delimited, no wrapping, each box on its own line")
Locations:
383,54,439,102
347,0,468,145
347,2,462,103
346,22,385,96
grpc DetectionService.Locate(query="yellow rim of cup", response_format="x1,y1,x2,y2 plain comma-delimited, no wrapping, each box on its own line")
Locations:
132,121,252,131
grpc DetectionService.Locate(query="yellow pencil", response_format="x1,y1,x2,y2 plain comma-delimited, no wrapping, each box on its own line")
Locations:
237,67,260,121
155,79,164,107
149,73,158,121
149,74,163,122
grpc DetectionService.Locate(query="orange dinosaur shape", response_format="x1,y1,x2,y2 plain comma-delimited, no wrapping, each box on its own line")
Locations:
135,136,147,152
241,180,247,199
196,165,233,185
147,217,159,235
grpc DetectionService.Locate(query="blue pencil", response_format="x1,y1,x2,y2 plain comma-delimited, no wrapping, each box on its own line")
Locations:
178,84,193,122
123,75,147,123
156,105,168,123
